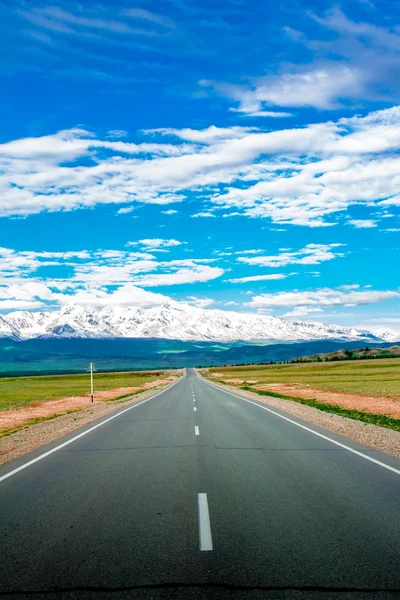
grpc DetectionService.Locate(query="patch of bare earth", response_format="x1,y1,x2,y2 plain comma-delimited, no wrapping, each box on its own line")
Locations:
203,376,400,460
0,377,175,434
256,383,400,419
214,377,246,385
0,376,179,466
208,374,259,385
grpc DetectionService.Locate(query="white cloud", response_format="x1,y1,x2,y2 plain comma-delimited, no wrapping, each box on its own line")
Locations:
161,209,177,215
229,108,293,118
122,8,175,29
117,207,136,215
282,307,323,318
339,284,360,291
144,125,255,144
212,66,362,113
55,284,172,308
367,318,400,335
131,263,224,287
20,6,169,36
0,300,45,310
207,7,400,115
238,243,344,268
187,296,215,308
70,256,222,288
1,106,400,226
0,281,54,301
191,212,216,218
246,287,399,310
0,246,225,311
107,130,128,139
369,318,400,323
127,238,185,250
227,273,292,284
234,249,264,255
348,219,377,228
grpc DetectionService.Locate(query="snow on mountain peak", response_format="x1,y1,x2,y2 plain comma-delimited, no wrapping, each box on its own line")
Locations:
369,327,400,343
0,303,396,343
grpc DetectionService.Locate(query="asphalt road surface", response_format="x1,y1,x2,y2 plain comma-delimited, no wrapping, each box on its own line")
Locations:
0,368,399,600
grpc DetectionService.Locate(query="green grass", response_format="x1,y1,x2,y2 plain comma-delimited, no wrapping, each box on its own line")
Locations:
0,370,172,410
239,386,400,432
206,358,400,398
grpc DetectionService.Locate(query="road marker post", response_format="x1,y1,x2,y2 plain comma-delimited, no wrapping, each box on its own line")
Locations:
87,362,96,403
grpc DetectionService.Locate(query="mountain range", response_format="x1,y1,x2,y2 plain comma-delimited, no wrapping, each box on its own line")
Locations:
0,303,397,343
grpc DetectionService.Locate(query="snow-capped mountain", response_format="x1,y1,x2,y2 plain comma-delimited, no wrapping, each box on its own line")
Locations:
0,303,396,343
0,315,20,339
368,328,400,343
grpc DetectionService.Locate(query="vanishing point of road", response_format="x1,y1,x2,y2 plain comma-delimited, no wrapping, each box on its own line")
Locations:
0,368,399,599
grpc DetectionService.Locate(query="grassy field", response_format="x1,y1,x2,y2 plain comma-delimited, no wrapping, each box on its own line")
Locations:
0,370,173,410
206,358,400,398
204,359,400,431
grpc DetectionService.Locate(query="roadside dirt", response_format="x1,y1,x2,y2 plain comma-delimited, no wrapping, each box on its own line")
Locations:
254,383,400,419
0,377,175,435
208,373,400,419
0,376,181,466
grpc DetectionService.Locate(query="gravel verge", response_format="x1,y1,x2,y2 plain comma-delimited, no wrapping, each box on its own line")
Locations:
0,376,182,466
202,376,400,460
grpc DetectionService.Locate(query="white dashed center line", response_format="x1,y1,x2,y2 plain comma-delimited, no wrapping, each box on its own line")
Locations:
195,425,200,436
194,407,197,411
198,493,213,551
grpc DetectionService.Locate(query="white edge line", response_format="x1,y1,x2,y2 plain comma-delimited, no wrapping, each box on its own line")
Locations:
0,375,184,484
203,378,400,477
195,425,200,436
198,493,213,551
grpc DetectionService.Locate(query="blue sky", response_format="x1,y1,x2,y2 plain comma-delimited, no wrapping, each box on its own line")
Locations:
1,0,400,333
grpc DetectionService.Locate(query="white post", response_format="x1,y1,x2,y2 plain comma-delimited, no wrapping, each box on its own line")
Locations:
90,362,94,403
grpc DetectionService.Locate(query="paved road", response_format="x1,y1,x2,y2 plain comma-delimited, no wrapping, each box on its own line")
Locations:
0,368,399,599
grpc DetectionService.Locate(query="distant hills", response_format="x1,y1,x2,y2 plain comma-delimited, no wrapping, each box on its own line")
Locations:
291,345,400,362
1,337,398,376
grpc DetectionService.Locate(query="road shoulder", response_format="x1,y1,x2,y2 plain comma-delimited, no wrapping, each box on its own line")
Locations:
0,375,182,466
198,372,400,460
